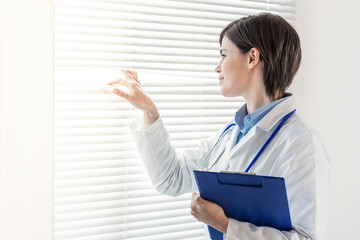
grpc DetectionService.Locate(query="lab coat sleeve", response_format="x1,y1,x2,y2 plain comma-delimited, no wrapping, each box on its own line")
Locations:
225,220,311,240
224,125,331,240
130,116,217,197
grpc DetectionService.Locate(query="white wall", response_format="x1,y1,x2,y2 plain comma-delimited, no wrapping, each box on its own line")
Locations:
0,1,54,240
293,0,360,239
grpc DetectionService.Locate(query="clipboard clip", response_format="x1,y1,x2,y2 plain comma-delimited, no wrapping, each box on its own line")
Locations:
217,171,262,187
220,170,256,175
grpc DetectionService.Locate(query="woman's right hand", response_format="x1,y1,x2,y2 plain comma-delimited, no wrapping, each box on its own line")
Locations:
107,70,159,123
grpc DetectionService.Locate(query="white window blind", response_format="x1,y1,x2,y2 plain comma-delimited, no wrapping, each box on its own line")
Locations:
54,1,296,240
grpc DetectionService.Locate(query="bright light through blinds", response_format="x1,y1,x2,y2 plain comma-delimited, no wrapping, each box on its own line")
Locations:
54,1,296,240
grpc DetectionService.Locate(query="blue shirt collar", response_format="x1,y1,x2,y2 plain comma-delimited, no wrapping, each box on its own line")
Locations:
235,96,289,135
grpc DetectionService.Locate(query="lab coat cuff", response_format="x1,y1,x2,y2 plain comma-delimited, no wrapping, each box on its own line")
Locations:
224,219,252,240
130,115,164,133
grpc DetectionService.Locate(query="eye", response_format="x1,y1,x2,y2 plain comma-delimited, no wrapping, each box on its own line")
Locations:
221,54,226,58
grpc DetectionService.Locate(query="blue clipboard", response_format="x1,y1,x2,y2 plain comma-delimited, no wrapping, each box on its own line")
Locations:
193,170,292,239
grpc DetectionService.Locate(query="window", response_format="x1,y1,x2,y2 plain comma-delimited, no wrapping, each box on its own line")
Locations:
54,1,296,239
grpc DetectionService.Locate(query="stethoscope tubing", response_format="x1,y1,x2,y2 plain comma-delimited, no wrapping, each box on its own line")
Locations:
200,109,296,172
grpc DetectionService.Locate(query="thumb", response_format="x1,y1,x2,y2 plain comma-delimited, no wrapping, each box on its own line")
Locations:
194,194,206,209
113,88,130,100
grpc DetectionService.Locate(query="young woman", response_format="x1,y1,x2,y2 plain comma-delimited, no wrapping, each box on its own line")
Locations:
108,13,331,240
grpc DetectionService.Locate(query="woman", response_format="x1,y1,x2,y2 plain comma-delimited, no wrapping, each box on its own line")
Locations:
108,13,331,240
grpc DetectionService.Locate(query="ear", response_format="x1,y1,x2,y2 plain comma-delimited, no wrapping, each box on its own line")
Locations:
247,48,261,69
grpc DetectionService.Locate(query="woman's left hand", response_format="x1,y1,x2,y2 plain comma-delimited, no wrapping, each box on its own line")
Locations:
190,192,229,233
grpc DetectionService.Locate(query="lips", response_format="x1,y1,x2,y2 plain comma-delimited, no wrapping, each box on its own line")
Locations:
218,78,224,85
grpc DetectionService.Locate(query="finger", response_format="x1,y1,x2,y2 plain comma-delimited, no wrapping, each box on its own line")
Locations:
106,77,129,86
191,193,197,209
122,69,133,81
191,192,199,204
106,80,120,85
127,70,139,84
194,195,206,209
128,70,138,79
122,69,141,85
193,192,201,203
190,201,199,219
113,88,130,99
191,209,201,221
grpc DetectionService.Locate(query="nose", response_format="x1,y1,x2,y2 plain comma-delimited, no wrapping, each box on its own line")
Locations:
215,64,221,73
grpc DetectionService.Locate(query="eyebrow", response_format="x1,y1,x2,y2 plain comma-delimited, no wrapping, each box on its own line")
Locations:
220,49,227,55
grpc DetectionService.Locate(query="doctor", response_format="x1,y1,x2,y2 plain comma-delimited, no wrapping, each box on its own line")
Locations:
108,13,331,240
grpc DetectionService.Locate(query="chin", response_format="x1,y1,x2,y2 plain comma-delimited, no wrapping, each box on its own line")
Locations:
220,89,238,98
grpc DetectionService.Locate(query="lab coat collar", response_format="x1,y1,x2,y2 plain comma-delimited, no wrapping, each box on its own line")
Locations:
234,95,289,138
256,93,296,132
228,94,296,157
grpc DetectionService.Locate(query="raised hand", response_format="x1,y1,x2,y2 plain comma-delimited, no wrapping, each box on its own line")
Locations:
107,69,159,123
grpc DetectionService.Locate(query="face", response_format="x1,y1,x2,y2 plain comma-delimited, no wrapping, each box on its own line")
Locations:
215,36,251,98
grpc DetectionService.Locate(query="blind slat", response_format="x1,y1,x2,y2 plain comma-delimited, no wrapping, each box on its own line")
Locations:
55,183,154,198
55,224,203,240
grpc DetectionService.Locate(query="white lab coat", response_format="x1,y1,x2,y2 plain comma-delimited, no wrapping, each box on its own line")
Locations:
130,95,331,240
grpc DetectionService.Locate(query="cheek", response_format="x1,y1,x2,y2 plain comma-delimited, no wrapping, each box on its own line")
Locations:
223,58,238,74
223,63,239,82
227,60,246,79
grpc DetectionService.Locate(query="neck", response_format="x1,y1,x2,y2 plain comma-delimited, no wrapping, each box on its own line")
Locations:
242,64,274,114
245,92,272,114
242,63,277,113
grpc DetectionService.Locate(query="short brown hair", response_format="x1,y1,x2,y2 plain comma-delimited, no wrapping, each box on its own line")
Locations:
219,13,302,100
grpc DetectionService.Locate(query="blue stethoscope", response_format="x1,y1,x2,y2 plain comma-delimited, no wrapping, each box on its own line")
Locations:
200,109,296,172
